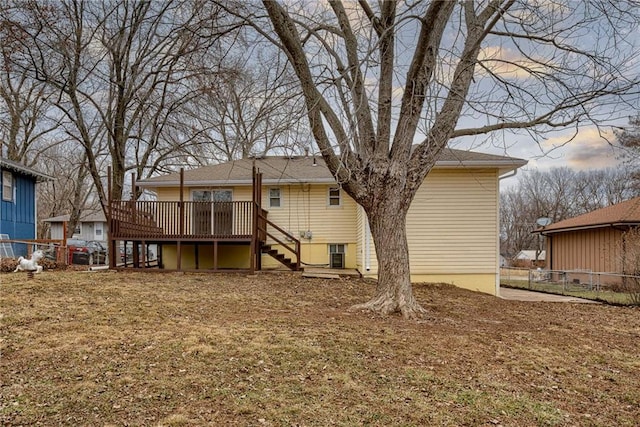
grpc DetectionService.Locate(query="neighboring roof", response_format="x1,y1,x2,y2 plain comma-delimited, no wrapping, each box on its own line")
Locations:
538,197,640,234
514,250,546,260
43,211,107,223
137,148,527,188
0,157,53,182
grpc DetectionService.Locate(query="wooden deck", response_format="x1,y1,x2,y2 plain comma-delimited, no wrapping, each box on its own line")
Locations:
107,167,300,272
110,200,256,240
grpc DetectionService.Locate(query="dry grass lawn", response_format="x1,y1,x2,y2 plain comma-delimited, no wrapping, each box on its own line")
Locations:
1,270,639,426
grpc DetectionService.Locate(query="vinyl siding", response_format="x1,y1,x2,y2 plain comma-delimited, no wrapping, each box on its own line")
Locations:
152,168,501,290
262,184,357,244
74,222,108,242
406,168,498,274
356,206,364,271
49,223,65,240
156,183,358,244
0,170,37,256
262,184,358,267
161,243,250,270
359,168,500,294
155,183,359,268
155,186,252,202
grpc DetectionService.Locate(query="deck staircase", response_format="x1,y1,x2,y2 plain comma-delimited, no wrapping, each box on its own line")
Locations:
261,244,298,271
257,208,301,272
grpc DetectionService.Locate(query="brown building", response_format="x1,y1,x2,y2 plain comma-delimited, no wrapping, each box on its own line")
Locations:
536,197,640,274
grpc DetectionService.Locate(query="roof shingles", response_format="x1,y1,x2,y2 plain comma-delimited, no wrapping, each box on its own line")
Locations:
138,148,526,187
540,197,640,233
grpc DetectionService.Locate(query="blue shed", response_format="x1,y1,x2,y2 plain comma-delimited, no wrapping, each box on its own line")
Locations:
0,158,53,257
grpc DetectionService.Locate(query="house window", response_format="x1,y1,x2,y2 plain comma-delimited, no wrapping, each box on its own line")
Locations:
328,187,341,206
269,188,282,208
329,244,346,269
2,171,13,202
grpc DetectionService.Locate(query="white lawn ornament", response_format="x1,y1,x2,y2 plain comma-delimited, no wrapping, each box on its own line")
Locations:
13,250,44,274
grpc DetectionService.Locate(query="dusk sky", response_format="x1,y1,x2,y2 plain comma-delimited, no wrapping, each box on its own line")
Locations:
448,120,632,189
485,125,624,170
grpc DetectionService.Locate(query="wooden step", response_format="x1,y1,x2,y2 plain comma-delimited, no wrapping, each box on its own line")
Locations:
302,272,341,279
261,244,298,271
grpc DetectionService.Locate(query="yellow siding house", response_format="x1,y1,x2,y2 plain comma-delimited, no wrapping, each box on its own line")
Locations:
136,148,526,295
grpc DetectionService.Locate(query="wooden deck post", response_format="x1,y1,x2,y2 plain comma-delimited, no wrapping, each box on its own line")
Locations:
177,168,184,271
213,241,218,271
130,173,140,266
250,164,257,274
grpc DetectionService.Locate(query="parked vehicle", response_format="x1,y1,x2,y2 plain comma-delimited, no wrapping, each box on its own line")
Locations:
67,239,107,265
119,243,156,263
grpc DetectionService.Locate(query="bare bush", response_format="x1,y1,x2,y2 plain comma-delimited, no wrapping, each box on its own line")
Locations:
621,227,640,305
622,227,640,305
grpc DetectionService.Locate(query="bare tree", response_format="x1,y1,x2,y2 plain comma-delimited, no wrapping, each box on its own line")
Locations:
616,114,640,157
36,146,95,240
6,0,235,206
499,189,537,258
0,1,60,165
615,114,640,192
621,226,640,305
573,168,638,211
500,167,639,257
250,1,640,317
186,49,312,163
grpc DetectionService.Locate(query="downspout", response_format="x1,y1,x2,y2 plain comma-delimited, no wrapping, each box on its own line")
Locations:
365,216,371,271
540,229,551,270
498,168,519,182
545,232,552,270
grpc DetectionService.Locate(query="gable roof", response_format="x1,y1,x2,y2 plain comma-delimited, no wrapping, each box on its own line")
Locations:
0,157,53,182
137,148,526,188
514,250,546,260
538,197,640,234
43,211,107,223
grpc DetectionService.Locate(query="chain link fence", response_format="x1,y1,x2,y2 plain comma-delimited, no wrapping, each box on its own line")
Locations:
501,267,640,305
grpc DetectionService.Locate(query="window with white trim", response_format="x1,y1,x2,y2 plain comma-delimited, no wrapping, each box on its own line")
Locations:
329,243,346,268
328,187,341,206
269,187,282,208
2,171,13,202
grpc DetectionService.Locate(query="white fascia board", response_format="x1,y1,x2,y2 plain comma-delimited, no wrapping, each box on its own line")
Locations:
434,160,528,175
434,160,528,168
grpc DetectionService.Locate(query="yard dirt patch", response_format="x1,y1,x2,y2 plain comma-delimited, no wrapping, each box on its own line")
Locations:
1,271,639,426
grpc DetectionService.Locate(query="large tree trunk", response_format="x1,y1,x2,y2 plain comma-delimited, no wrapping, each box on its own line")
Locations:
351,198,428,319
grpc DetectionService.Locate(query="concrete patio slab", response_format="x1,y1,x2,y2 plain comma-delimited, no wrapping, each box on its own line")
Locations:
499,287,600,303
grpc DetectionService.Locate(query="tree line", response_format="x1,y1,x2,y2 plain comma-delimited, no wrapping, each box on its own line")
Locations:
500,165,640,258
0,0,311,237
501,113,639,259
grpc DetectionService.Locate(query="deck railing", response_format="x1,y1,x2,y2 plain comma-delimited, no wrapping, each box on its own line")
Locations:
110,200,255,239
257,209,301,270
